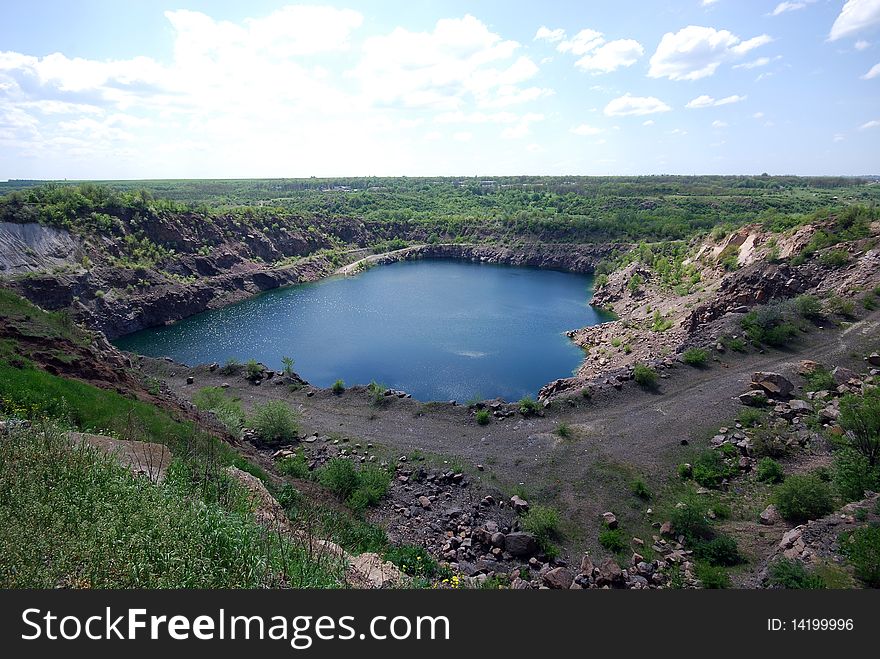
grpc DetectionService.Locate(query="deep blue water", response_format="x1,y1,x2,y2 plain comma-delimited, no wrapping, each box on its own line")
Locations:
114,259,611,401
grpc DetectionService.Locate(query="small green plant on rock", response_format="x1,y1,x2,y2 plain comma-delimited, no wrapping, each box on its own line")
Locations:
475,409,491,426
682,348,709,367
633,363,657,388
331,379,345,394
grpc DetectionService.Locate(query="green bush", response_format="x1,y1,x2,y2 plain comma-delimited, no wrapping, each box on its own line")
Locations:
721,335,747,352
768,558,826,589
249,401,299,446
695,563,730,588
838,390,880,467
220,357,239,375
669,495,713,543
192,386,245,434
318,458,360,500
773,474,835,523
475,409,491,425
367,380,388,406
521,505,560,550
555,422,572,438
277,451,311,479
839,526,880,587
741,303,799,347
833,448,880,502
331,379,345,394
737,407,767,428
317,459,391,513
245,359,263,381
692,450,737,489
756,457,785,484
682,348,709,367
696,535,742,567
384,544,440,578
281,356,295,376
599,527,627,553
518,396,541,416
631,478,652,500
804,366,835,392
794,294,822,319
633,363,657,388
820,249,850,268
751,423,790,459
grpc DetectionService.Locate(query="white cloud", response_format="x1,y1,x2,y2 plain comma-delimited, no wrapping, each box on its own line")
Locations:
453,131,473,142
642,119,655,126
753,111,765,119
557,29,604,55
834,133,845,142
570,123,602,135
860,119,880,129
685,94,746,108
667,128,687,135
855,39,871,49
733,56,772,69
534,26,565,43
355,15,549,110
830,0,880,41
712,120,728,128
861,62,880,78
555,28,644,73
648,26,773,80
604,93,671,116
575,39,644,73
701,0,720,5
500,113,544,139
770,2,807,16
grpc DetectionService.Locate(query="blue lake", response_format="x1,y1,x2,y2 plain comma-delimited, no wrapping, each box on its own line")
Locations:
114,259,611,401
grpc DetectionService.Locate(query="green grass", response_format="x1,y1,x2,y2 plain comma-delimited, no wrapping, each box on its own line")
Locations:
475,409,491,425
681,347,709,367
633,363,658,388
0,423,343,588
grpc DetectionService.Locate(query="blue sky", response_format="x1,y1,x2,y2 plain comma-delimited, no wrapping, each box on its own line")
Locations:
1,0,878,178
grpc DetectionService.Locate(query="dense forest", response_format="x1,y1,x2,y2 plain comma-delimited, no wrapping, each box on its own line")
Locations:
1,176,878,245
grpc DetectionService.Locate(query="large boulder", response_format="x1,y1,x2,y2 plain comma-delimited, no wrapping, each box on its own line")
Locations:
504,532,538,557
751,372,794,397
543,567,574,589
595,558,624,587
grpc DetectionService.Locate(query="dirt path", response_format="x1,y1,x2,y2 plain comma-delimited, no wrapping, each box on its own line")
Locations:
159,309,880,551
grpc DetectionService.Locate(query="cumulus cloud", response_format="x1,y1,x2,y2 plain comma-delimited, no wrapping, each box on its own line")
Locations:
685,94,746,108
648,26,773,80
855,39,871,49
859,119,880,129
604,93,671,116
712,119,728,128
553,28,644,73
575,39,644,73
863,62,880,78
830,0,880,41
534,26,565,43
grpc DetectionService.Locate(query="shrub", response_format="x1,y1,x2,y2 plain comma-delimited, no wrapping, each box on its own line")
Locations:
839,526,880,587
826,296,856,318
192,386,245,434
756,457,785,484
838,390,880,467
249,401,299,446
277,451,310,479
518,396,541,416
741,303,799,347
628,273,643,294
773,474,835,523
669,495,713,543
751,423,790,459
633,363,657,388
367,380,388,406
384,544,439,578
651,310,673,333
696,535,742,567
820,249,850,268
220,358,240,375
737,407,767,428
631,478,651,500
281,356,295,376
599,527,627,553
692,450,737,489
521,505,560,550
804,366,835,392
475,409,491,425
245,359,263,381
722,335,747,353
682,348,709,367
768,558,826,589
794,295,822,320
833,448,880,502
555,422,572,438
331,379,345,394
318,458,360,501
695,563,730,588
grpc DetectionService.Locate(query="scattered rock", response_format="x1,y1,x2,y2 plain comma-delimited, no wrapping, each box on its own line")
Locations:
602,512,618,529
751,372,794,398
504,532,538,558
543,567,574,589
759,504,781,526
510,495,530,513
